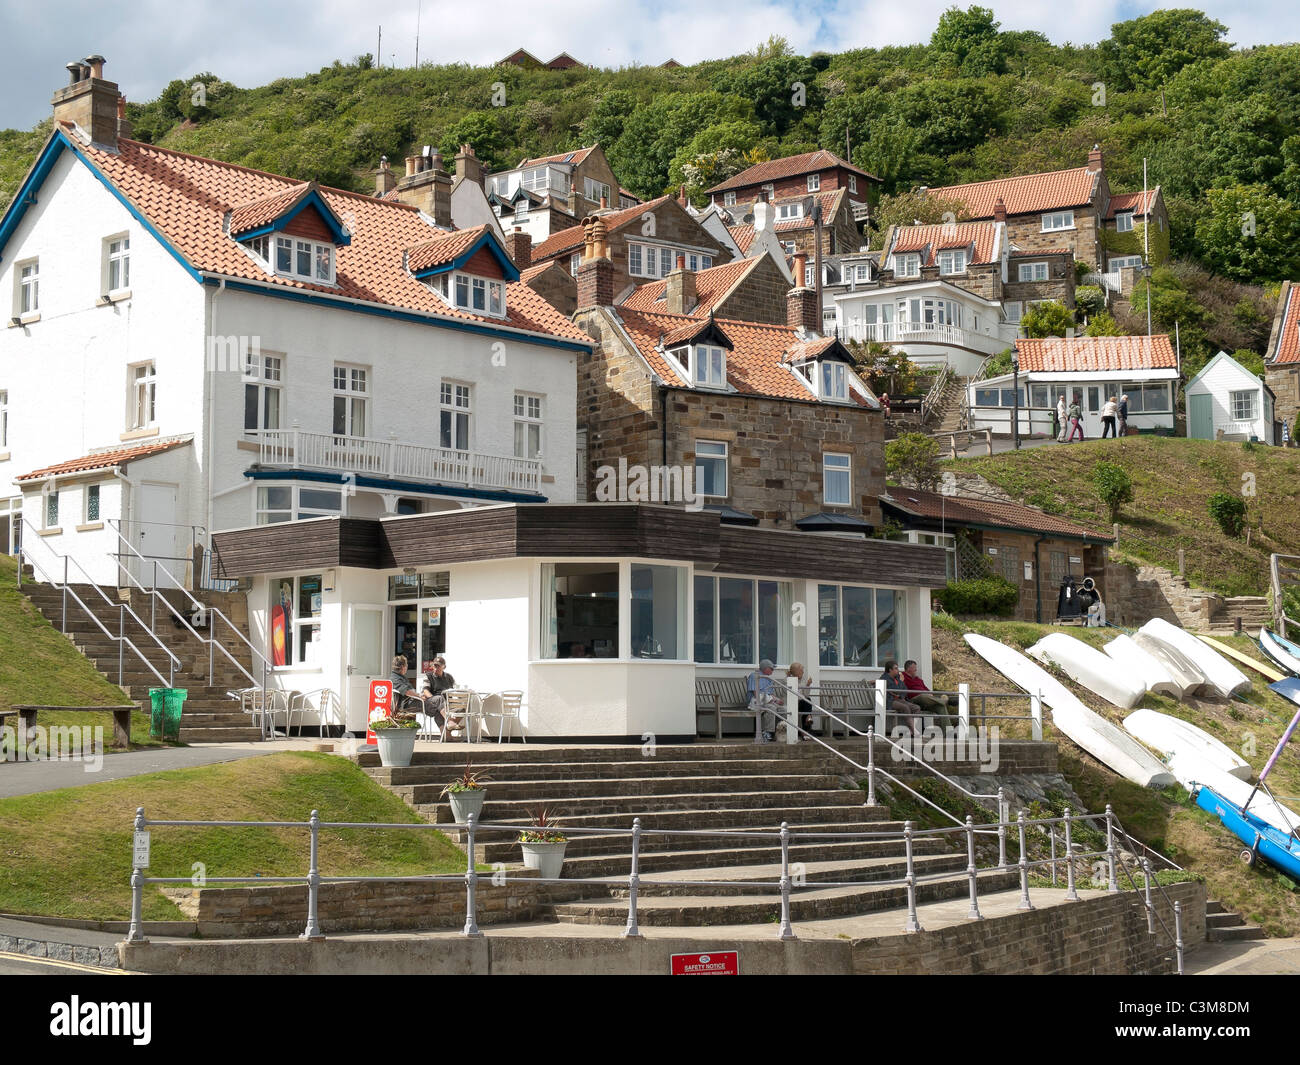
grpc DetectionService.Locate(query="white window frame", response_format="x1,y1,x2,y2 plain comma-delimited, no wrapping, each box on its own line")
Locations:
780,240,796,256
1017,261,1049,282
1109,255,1143,271
892,253,921,278
762,183,775,200
819,361,848,401
83,483,101,524
849,175,858,193
807,174,821,192
723,191,736,207
514,198,529,218
804,263,815,287
694,345,726,389
243,351,284,435
332,363,369,439
694,440,728,499
104,233,130,295
584,177,611,204
628,242,677,280
433,271,507,318
1230,389,1258,423
257,485,344,526
15,258,39,318
1041,210,1075,232
823,453,852,506
43,488,59,531
127,361,157,430
937,249,967,275
1115,212,1134,233
570,252,581,276
272,235,335,284
440,380,472,452
776,202,803,221
513,392,543,460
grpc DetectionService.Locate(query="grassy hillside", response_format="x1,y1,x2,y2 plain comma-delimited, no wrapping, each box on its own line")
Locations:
0,553,167,749
932,616,1300,935
949,436,1300,597
0,751,466,920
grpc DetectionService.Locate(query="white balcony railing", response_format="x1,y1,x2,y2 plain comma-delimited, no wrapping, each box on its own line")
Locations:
258,429,542,495
840,321,974,347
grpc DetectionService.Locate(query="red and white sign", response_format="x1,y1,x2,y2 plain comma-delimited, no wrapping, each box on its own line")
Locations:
670,951,739,975
365,679,394,745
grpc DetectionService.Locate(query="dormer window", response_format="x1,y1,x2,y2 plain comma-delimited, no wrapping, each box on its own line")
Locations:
820,361,848,401
807,174,821,192
892,253,921,278
246,235,334,283
515,198,529,218
776,203,803,221
230,183,348,286
429,272,507,318
937,249,967,275
671,344,727,389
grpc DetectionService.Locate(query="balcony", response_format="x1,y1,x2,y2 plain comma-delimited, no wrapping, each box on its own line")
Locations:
840,321,975,347
257,429,542,496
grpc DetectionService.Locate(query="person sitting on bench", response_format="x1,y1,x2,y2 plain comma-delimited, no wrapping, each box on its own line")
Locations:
883,660,924,735
747,659,782,742
902,660,955,719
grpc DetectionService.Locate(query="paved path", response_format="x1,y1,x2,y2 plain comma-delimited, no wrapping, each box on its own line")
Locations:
1183,937,1300,975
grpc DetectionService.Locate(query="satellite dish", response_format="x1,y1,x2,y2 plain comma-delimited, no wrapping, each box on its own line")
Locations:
742,213,754,224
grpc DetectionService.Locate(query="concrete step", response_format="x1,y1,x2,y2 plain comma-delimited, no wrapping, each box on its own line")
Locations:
1206,922,1267,943
367,757,848,786
354,744,859,769
178,726,265,743
401,774,852,805
431,796,875,829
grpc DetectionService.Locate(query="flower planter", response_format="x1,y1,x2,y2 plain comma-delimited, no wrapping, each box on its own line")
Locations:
448,787,486,825
520,840,567,880
375,728,418,768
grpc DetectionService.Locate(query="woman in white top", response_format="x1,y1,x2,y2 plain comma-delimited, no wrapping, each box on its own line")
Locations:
1056,395,1068,442
1101,396,1119,439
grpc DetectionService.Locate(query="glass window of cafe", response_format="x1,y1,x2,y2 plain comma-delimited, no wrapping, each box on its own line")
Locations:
269,574,323,666
694,576,793,665
817,583,904,668
388,571,450,674
540,562,688,660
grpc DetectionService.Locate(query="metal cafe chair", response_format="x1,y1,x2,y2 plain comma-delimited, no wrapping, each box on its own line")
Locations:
485,690,527,743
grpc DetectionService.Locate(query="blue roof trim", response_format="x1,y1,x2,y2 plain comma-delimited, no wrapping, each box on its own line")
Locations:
208,277,588,352
0,129,204,281
233,188,352,246
411,230,521,283
245,467,547,504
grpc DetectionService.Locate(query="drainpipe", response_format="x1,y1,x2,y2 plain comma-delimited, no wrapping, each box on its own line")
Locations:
1033,533,1047,624
659,384,669,470
205,279,226,565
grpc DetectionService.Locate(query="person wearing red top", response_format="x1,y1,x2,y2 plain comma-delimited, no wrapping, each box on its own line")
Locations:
902,660,950,715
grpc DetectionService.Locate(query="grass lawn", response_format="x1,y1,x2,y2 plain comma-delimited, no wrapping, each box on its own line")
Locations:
948,436,1300,597
929,614,1300,935
0,751,468,921
0,553,172,751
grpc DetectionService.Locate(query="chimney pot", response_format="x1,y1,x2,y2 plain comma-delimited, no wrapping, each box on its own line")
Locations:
676,253,686,270
84,55,106,79
1088,144,1104,171
65,61,83,86
792,252,808,282
52,54,121,150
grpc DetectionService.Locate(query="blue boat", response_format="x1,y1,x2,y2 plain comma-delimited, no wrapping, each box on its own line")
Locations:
1271,676,1300,708
1195,784,1300,880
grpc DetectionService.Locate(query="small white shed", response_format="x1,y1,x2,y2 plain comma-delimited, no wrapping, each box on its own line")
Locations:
1185,351,1277,444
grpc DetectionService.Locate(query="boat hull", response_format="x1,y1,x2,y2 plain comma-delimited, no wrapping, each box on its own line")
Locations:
1105,635,1182,698
1195,784,1300,880
1260,628,1300,678
1028,632,1145,709
1122,707,1251,780
1139,618,1251,699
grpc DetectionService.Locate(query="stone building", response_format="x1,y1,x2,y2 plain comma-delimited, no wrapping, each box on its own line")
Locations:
616,254,793,325
1265,280,1300,436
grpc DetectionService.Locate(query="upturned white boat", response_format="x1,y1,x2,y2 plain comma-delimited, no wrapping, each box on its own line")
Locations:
1139,618,1251,699
1260,628,1300,678
1122,707,1251,780
1167,749,1300,835
964,633,1176,788
1028,632,1146,709
1132,631,1211,698
1104,634,1182,698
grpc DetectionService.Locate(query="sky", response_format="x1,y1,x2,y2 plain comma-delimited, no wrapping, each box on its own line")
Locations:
1,0,1297,130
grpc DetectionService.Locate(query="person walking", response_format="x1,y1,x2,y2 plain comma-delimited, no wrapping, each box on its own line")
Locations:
1056,395,1068,443
1066,399,1084,442
1118,394,1129,437
1100,395,1118,438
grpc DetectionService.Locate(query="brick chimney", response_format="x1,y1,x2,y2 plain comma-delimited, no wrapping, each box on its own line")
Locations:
1087,143,1104,172
504,227,532,270
390,145,453,227
677,184,689,208
115,94,133,140
52,54,123,150
787,260,819,333
665,254,696,315
576,215,613,310
792,252,808,286
375,155,396,197
455,143,484,189
993,196,1006,224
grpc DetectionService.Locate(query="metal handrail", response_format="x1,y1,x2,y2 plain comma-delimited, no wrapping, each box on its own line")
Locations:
18,543,171,689
920,363,953,426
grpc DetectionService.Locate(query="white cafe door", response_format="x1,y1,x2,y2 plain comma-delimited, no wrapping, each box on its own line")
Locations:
136,482,183,587
346,604,386,732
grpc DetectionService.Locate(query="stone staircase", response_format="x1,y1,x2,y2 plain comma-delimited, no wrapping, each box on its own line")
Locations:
358,742,1021,928
19,572,263,743
1207,596,1272,635
930,374,971,435
1205,899,1266,942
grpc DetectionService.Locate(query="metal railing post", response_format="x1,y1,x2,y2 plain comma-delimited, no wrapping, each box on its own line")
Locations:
1064,808,1079,900
777,822,795,941
1105,804,1119,893
302,809,323,940
1174,901,1184,975
1050,826,1057,886
118,604,125,685
624,817,642,938
463,812,482,937
62,555,68,632
965,816,982,920
997,787,1008,870
127,807,147,944
150,582,156,631
865,726,877,806
1017,810,1034,911
957,683,971,739
1030,693,1043,742
904,821,922,932
1142,858,1155,935
209,629,215,687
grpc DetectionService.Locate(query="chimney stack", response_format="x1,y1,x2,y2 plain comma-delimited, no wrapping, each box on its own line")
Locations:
51,54,122,151
787,256,819,333
993,196,1006,224
665,254,696,315
752,200,770,234
1088,143,1103,172
792,252,808,284
375,156,396,197
505,227,532,270
576,216,614,310
391,143,454,227
455,143,484,189
115,94,133,140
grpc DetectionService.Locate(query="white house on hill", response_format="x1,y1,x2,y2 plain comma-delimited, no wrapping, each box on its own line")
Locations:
1185,351,1278,444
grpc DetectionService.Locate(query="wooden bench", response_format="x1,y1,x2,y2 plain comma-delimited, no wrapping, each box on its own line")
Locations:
10,705,137,748
695,678,765,741
814,680,879,738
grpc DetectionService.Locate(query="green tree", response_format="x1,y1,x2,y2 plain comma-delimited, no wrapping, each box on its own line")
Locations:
1020,301,1075,338
1207,491,1246,538
886,433,942,490
710,55,820,137
1100,9,1231,91
667,120,766,202
438,113,509,170
1084,311,1124,337
1194,184,1300,284
871,190,969,231
1093,461,1134,523
930,6,1007,76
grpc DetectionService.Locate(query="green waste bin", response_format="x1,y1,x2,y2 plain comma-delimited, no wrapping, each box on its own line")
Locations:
148,687,187,740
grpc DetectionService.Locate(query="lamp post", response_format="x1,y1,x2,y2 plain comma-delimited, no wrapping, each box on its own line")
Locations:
1011,352,1021,450
1141,262,1152,337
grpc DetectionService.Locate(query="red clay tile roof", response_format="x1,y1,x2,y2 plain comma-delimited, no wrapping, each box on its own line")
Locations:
59,132,586,344
727,224,756,254
614,308,873,405
16,438,193,482
1014,334,1178,372
227,182,316,236
706,150,879,195
619,258,760,316
882,486,1114,541
1106,190,1158,219
405,224,492,273
519,146,596,168
889,221,999,266
772,190,845,232
1270,284,1300,366
928,166,1099,218
519,261,561,284
1009,247,1071,257
530,196,671,262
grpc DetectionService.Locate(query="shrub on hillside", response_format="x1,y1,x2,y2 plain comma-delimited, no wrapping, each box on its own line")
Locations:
1092,461,1134,523
1208,491,1246,538
885,432,941,489
935,576,1019,617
